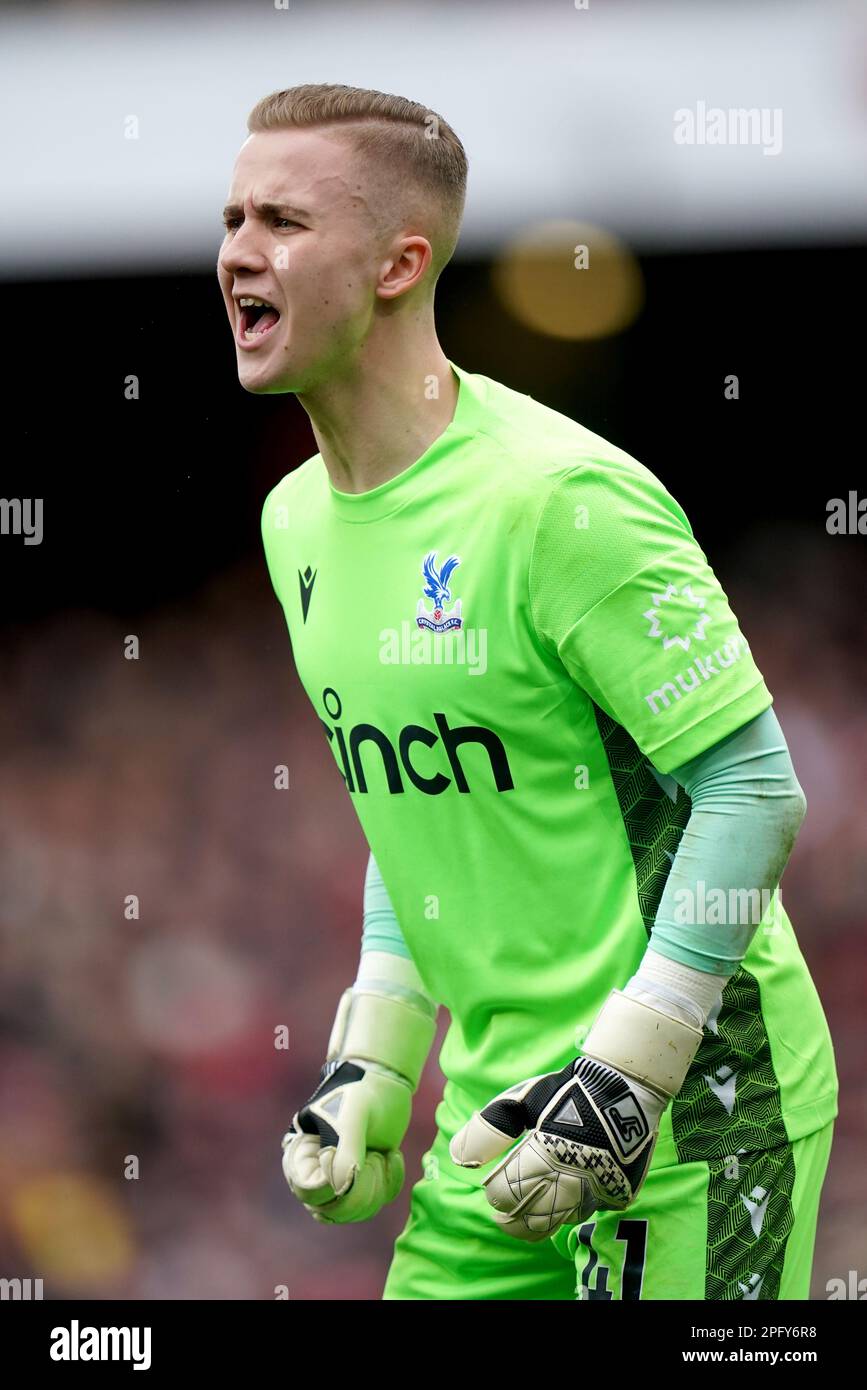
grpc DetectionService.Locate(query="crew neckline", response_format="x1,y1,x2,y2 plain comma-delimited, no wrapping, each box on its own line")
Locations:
325,360,482,522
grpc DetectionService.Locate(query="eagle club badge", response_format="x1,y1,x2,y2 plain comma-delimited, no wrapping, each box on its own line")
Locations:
416,551,463,633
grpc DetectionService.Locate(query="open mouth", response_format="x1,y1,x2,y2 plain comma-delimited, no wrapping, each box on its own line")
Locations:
237,296,281,342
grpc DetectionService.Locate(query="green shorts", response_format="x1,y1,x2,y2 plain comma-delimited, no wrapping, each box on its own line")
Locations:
382,1120,834,1300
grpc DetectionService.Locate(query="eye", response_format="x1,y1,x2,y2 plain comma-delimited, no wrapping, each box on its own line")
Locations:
223,216,242,231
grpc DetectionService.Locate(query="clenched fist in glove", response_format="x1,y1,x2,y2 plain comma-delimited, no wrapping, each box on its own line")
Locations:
282,951,438,1224
449,984,704,1241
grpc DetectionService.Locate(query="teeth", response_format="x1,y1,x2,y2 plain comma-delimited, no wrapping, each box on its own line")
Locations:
239,296,272,308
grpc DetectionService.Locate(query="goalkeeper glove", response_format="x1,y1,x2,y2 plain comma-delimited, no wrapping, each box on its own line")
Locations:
282,952,438,1224
449,985,703,1241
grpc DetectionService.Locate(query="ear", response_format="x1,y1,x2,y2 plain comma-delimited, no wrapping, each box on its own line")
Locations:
376,235,433,301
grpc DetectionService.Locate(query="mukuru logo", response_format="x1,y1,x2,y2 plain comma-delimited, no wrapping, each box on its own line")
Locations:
319,687,514,795
640,580,751,715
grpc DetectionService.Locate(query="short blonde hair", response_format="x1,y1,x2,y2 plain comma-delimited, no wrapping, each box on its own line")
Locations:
247,82,468,282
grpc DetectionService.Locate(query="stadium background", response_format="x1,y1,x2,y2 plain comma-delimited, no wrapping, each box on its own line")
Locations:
0,0,864,1300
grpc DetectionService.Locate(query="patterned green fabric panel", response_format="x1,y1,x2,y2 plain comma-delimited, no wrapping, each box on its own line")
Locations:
592,706,787,1162
705,1143,796,1300
592,707,692,932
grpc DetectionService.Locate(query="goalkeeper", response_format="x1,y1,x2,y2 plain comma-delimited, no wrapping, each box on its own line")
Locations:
218,82,839,1299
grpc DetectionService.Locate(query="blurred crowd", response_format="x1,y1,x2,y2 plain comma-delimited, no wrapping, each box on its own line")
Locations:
0,522,863,1300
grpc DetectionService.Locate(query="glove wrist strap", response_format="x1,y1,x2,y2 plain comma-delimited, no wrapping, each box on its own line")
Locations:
582,988,704,1100
327,986,438,1092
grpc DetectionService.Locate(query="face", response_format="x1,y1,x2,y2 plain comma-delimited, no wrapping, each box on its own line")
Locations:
218,127,407,394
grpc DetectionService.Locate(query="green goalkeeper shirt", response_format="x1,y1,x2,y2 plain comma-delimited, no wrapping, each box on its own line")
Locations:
261,360,838,1167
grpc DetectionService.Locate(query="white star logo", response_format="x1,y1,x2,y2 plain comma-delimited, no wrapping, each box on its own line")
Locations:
644,582,711,651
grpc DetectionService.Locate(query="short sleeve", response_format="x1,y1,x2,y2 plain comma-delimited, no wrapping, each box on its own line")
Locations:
528,459,772,774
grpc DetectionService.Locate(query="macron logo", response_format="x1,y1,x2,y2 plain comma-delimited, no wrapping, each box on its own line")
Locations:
299,565,316,623
50,1320,151,1371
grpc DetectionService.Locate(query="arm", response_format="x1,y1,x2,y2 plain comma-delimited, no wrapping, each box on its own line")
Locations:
620,703,806,1033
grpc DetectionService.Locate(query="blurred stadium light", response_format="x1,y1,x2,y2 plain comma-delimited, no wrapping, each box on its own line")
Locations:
1,0,865,278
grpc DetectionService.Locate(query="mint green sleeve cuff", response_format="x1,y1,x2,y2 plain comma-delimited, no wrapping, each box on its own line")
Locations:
361,852,413,959
649,706,807,976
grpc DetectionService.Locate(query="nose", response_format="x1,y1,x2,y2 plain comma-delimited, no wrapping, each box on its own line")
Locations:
219,224,272,278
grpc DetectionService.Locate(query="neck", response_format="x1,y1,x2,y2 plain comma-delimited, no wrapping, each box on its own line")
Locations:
297,325,459,495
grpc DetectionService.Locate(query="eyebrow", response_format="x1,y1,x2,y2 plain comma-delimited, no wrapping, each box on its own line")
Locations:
221,200,312,222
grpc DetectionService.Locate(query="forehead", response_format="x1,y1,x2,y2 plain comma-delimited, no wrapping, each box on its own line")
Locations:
229,127,372,214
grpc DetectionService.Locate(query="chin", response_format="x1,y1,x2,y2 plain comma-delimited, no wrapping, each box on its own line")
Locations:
237,359,294,396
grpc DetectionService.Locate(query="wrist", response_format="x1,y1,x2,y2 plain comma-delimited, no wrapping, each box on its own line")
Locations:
327,980,438,1092
582,987,704,1103
626,945,728,1030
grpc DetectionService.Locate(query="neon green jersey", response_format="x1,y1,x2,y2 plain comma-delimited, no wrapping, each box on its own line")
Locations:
261,361,838,1167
